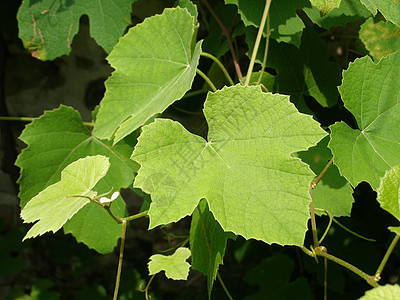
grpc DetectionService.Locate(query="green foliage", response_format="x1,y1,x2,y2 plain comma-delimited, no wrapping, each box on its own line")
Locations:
377,164,400,221
329,51,400,189
360,17,400,61
132,85,326,245
359,284,400,299
93,7,202,143
17,0,136,60
148,247,191,280
310,0,342,16
360,0,400,27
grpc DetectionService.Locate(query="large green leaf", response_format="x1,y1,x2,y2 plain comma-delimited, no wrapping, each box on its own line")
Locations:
246,27,341,109
21,155,109,240
360,0,400,27
190,199,235,296
226,0,311,46
16,106,137,253
360,17,400,61
297,136,354,217
310,0,342,16
329,52,400,189
377,164,400,221
17,0,135,60
304,0,371,29
132,85,327,246
93,8,202,144
359,284,400,299
148,247,191,280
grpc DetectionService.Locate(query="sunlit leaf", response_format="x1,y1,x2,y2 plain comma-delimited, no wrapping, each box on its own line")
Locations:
359,284,400,299
148,247,191,280
360,0,400,27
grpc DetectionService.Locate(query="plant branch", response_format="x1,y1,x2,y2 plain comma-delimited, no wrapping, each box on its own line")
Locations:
125,210,148,222
0,116,94,127
202,0,243,79
375,233,400,279
196,68,217,92
257,14,270,86
113,219,127,300
244,0,271,86
311,158,333,188
217,272,233,300
309,188,319,248
201,52,235,85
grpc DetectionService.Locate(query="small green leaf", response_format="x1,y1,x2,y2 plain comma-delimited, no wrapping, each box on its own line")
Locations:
190,200,235,296
360,0,400,27
388,226,400,235
310,0,342,16
93,7,202,143
359,284,400,299
21,155,109,240
360,17,400,61
132,85,327,246
148,247,191,280
377,165,400,221
17,0,136,60
329,52,400,189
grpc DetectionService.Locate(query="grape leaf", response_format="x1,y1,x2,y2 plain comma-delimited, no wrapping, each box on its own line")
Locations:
329,52,400,189
132,85,327,246
304,0,371,29
246,27,341,108
21,155,109,240
244,253,311,300
226,0,311,46
16,105,137,253
297,136,354,217
359,284,400,299
93,8,202,144
360,0,400,27
190,199,235,296
310,0,342,16
174,0,198,23
377,164,400,221
17,0,135,60
388,226,400,235
360,17,400,61
148,247,191,280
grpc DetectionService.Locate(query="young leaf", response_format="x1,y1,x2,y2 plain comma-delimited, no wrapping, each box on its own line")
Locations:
16,106,137,253
190,199,235,296
93,8,202,144
359,0,400,27
359,284,400,299
227,0,311,46
148,247,191,280
17,0,136,60
310,0,342,16
329,52,400,189
132,85,327,246
388,227,400,235
377,165,400,221
360,17,400,61
297,136,354,217
21,155,109,240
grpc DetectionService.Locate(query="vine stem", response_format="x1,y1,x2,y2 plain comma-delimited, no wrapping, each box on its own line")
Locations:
201,52,235,85
256,14,270,86
0,116,94,127
375,233,400,279
244,0,271,86
202,0,243,79
196,68,217,92
113,219,127,300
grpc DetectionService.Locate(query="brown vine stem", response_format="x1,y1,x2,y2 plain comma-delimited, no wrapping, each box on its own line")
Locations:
375,233,400,279
113,219,127,300
202,0,243,79
244,0,271,86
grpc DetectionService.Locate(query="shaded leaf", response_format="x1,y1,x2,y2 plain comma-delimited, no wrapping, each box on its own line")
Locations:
360,0,400,27
132,85,327,246
329,52,400,189
190,199,235,296
310,0,342,16
360,17,400,61
377,164,400,221
17,0,135,60
359,284,400,299
148,247,191,280
21,155,109,240
93,8,202,144
297,136,354,217
16,106,137,253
